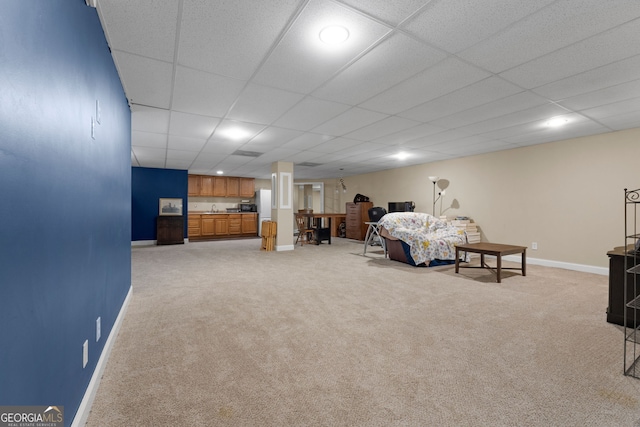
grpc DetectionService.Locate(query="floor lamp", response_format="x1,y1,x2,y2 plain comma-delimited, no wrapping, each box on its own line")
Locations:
429,176,439,216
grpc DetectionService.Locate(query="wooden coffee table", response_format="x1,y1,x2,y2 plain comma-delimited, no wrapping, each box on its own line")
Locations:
455,242,527,283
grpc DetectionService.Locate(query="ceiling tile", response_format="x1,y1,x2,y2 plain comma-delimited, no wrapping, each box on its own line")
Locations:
307,137,364,153
131,105,170,133
132,146,167,167
580,97,640,120
245,127,304,149
595,111,640,131
166,150,198,162
344,116,421,141
399,76,524,123
403,0,555,53
172,66,246,117
177,0,302,79
132,131,167,149
168,111,219,139
359,57,491,114
455,103,570,135
311,107,388,136
337,0,427,25
112,52,173,108
280,133,334,150
532,54,640,100
167,135,206,152
459,0,640,73
312,32,446,105
557,79,640,111
499,18,640,89
429,92,550,129
372,123,446,146
98,0,179,62
273,97,351,131
226,84,305,125
252,0,392,93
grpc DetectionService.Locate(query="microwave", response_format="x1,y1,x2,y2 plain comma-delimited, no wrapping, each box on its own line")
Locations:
239,203,257,212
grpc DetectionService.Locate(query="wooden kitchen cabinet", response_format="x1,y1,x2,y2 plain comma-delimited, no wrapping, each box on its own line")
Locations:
228,214,242,235
188,175,201,197
213,177,227,197
188,215,201,237
240,178,255,197
200,176,214,196
226,177,240,197
188,174,255,198
242,213,258,235
201,216,216,236
214,216,228,235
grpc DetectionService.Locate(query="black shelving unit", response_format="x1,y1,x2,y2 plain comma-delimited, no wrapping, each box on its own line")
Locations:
624,188,640,378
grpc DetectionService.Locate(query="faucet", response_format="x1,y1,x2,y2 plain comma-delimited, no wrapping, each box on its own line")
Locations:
210,204,216,213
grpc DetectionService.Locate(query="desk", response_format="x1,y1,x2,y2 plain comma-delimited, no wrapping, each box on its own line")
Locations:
455,242,526,283
295,213,346,245
363,221,385,255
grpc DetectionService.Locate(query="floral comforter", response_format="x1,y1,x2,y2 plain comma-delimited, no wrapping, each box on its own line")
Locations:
378,212,468,265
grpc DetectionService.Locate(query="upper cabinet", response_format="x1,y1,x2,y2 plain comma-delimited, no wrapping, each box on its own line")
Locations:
212,176,227,197
188,175,201,197
239,178,254,198
188,174,255,198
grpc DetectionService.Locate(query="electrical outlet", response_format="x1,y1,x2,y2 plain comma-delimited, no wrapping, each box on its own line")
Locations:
96,317,101,342
83,340,89,368
532,242,538,250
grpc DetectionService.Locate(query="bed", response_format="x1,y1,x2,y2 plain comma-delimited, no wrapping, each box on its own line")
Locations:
378,212,469,267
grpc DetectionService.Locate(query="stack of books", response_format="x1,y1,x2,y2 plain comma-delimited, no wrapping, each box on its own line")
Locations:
442,216,481,244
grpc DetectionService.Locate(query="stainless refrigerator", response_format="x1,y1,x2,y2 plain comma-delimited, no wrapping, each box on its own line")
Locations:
255,189,271,236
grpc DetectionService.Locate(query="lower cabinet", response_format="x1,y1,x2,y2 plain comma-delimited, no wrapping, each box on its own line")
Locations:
157,216,184,245
188,213,257,240
229,215,242,235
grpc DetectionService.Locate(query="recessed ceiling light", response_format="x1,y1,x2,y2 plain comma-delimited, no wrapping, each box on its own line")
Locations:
216,170,224,175
319,25,349,45
393,151,410,160
545,117,569,128
220,127,249,141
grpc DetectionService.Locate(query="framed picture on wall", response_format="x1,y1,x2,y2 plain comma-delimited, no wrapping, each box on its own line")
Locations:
159,198,183,216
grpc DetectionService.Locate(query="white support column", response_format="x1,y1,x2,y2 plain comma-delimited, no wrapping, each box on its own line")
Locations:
271,161,294,251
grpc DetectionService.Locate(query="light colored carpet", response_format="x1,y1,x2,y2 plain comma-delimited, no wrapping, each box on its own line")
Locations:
86,238,640,426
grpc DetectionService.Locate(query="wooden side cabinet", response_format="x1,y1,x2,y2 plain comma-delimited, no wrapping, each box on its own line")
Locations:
607,246,640,326
345,202,372,241
157,216,184,245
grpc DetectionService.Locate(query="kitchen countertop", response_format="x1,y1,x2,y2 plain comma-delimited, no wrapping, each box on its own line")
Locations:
189,211,256,215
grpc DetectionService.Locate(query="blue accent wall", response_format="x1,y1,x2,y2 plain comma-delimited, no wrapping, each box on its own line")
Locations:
0,2,131,426
132,167,188,241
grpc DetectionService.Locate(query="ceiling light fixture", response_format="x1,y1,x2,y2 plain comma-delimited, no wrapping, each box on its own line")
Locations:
220,127,249,141
393,151,410,160
216,170,224,175
545,117,569,128
319,25,349,45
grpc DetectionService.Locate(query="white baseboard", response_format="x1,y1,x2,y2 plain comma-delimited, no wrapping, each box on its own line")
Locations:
132,238,189,246
501,255,608,276
131,240,155,246
71,285,132,427
276,244,295,251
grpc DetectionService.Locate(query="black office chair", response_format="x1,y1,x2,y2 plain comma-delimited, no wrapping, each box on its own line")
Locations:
368,206,387,222
364,207,387,255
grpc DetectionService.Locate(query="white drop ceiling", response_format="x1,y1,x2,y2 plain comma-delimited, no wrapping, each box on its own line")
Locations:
95,0,640,179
